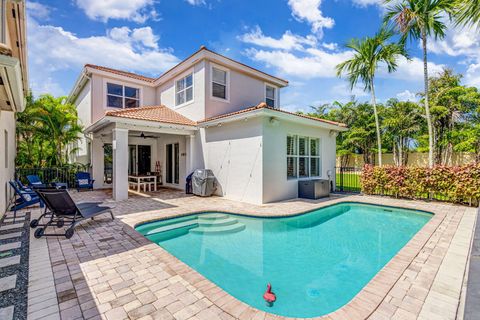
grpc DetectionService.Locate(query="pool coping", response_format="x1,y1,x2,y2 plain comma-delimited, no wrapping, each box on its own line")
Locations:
120,196,449,320
464,206,480,320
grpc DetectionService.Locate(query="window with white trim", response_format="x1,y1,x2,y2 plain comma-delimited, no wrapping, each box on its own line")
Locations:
175,73,193,106
286,135,321,179
266,85,276,107
212,67,228,99
107,83,140,108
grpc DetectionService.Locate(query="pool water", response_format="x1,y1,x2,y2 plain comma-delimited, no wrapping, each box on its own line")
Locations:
135,202,432,318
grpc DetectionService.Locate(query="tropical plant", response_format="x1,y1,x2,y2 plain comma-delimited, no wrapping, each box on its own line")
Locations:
383,99,423,166
454,0,480,28
384,0,454,167
16,94,83,168
424,68,480,165
336,28,407,166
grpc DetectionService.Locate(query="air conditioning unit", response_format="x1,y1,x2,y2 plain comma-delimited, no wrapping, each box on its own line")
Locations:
298,179,330,199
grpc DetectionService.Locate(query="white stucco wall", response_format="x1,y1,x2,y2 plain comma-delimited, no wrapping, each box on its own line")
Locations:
74,80,92,164
0,111,16,217
202,117,264,204
90,74,156,124
157,62,206,122
262,118,337,203
204,60,279,119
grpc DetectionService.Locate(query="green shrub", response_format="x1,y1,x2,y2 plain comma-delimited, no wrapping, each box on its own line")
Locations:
361,164,480,206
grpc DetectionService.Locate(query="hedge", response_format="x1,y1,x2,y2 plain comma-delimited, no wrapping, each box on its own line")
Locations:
361,164,480,206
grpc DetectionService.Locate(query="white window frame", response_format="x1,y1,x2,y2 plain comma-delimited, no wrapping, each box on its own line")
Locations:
104,79,142,109
210,63,230,102
286,135,321,180
265,83,278,108
174,70,194,108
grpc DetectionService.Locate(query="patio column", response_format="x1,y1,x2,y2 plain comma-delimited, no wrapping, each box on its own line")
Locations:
91,137,104,189
112,128,129,201
186,134,195,175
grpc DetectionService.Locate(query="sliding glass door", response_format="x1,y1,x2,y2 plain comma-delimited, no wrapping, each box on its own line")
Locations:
165,143,179,185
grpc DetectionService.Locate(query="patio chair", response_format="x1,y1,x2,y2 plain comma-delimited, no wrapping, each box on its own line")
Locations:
16,179,33,192
75,171,94,191
8,181,44,222
29,188,102,229
34,189,113,239
26,175,49,189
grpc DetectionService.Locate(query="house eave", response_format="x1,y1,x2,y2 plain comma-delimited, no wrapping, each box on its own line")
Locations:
85,116,198,135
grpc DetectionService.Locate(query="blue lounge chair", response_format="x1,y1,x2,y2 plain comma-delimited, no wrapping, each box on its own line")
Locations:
16,179,33,192
26,175,49,189
9,181,44,221
75,172,94,191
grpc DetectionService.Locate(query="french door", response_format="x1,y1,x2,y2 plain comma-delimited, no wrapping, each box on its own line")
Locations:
166,143,179,185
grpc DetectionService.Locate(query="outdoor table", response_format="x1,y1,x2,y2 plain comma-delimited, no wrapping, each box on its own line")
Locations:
128,175,157,192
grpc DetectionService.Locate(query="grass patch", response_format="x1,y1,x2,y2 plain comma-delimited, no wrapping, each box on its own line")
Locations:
336,172,361,192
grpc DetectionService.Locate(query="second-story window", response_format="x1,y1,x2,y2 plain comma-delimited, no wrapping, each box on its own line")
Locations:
175,73,193,106
107,83,140,108
212,67,228,100
266,85,276,108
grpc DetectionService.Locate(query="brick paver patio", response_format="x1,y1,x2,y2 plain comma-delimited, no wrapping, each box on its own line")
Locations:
20,189,478,320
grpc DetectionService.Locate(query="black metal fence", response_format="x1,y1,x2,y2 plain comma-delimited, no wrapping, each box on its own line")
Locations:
15,165,88,189
335,167,362,193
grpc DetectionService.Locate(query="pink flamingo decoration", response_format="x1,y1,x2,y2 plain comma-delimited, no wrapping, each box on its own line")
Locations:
263,283,276,306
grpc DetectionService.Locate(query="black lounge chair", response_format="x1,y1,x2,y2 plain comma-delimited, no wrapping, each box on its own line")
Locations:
34,189,114,239
30,187,101,229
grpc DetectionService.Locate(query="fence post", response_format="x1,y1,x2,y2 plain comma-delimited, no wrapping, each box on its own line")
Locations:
340,167,344,192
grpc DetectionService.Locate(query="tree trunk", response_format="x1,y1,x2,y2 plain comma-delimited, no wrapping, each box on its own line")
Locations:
422,31,434,168
371,82,382,167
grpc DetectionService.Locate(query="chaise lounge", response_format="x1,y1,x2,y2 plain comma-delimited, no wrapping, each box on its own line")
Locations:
34,189,114,239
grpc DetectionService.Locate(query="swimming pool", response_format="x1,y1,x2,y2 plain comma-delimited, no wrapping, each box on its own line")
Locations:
135,202,432,318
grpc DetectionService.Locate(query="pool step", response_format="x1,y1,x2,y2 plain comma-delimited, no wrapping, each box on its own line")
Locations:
198,216,238,227
145,219,198,236
199,213,229,220
189,223,246,235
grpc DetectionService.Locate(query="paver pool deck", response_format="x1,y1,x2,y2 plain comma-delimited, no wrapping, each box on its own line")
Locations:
17,190,478,320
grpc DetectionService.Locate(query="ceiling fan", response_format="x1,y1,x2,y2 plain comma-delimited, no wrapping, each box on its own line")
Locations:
136,132,156,139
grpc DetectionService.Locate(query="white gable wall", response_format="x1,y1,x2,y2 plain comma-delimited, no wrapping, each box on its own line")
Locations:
262,118,337,203
157,61,206,122
202,117,263,204
204,60,277,119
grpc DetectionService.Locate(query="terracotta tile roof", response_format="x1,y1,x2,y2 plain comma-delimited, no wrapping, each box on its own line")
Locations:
198,103,347,127
105,105,197,126
85,64,156,82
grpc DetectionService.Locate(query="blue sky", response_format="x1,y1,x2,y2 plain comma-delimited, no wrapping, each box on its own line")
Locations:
27,0,480,112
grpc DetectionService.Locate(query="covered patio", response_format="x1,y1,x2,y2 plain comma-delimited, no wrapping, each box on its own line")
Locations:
84,106,200,201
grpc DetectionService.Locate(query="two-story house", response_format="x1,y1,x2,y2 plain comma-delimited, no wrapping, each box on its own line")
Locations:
0,0,27,216
68,46,346,204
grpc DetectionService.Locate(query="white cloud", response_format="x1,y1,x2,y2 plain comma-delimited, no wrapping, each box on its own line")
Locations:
332,83,369,98
245,48,353,79
351,0,383,7
26,2,51,20
288,0,334,36
429,25,480,86
186,0,206,5
75,0,159,23
27,18,180,96
238,26,317,51
396,90,417,101
384,56,445,80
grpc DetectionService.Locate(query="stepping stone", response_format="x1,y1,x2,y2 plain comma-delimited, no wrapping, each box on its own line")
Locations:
0,223,24,231
0,242,21,252
0,232,22,240
0,274,16,292
3,216,26,222
0,306,14,320
0,255,20,268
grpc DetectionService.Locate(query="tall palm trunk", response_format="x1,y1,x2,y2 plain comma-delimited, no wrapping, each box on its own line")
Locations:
422,31,434,168
371,81,382,166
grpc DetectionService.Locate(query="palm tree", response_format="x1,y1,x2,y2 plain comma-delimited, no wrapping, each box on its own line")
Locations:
384,0,453,167
454,0,480,28
336,28,407,166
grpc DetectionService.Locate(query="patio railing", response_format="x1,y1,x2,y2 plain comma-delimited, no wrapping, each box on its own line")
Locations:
15,165,89,188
